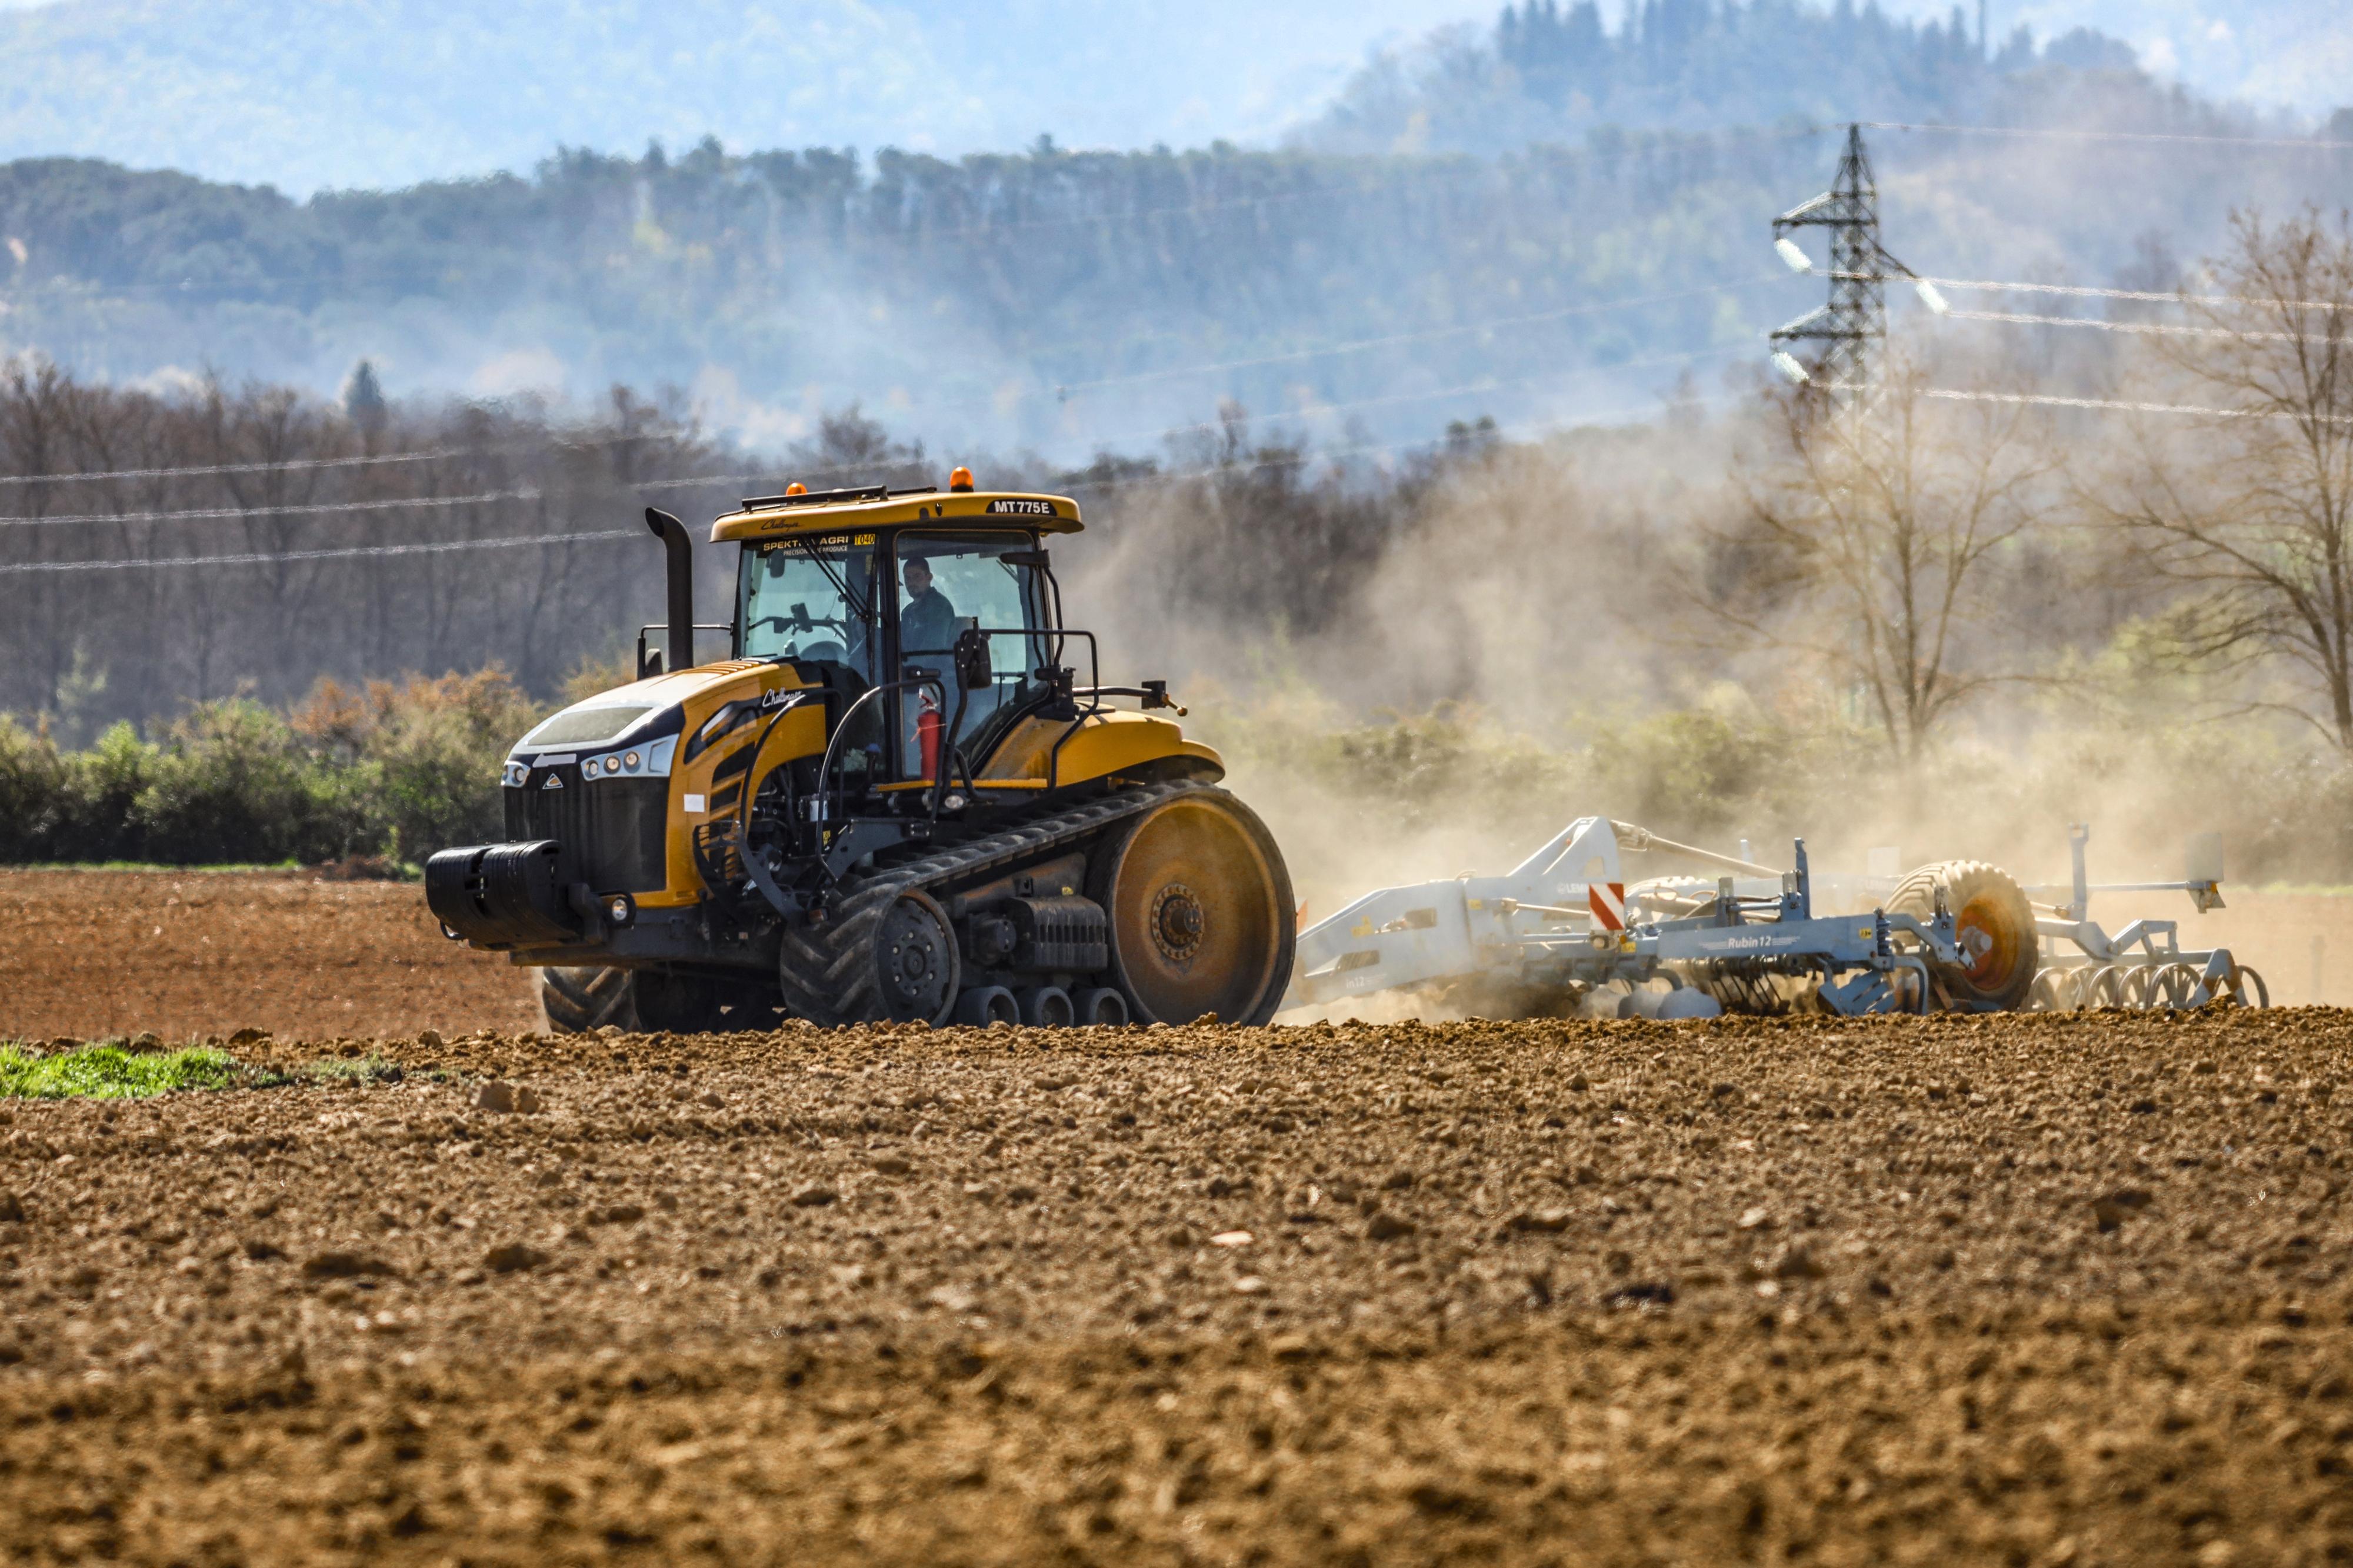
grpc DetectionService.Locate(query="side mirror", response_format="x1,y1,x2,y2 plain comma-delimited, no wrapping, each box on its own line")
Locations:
953,623,993,692
636,630,663,680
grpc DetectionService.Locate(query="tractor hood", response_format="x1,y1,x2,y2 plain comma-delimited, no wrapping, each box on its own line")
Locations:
505,659,799,766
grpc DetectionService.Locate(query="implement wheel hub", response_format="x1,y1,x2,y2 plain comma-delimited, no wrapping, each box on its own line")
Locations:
1955,896,2018,987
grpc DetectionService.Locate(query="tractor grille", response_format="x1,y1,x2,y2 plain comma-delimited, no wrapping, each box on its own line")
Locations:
504,768,668,893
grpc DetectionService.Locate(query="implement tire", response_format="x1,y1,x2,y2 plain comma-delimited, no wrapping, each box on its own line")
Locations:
1887,859,2038,1012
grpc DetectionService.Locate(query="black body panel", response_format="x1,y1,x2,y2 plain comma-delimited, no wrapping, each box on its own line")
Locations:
503,769,666,893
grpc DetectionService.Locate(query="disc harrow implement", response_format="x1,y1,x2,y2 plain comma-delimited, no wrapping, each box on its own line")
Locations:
1288,818,2265,1019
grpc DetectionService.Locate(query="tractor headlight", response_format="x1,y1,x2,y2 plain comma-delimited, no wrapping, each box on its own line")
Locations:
605,893,635,926
501,760,528,789
582,757,601,777
623,751,641,771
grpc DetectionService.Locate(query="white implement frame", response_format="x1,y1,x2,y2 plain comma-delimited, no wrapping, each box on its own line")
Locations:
1285,817,2261,1014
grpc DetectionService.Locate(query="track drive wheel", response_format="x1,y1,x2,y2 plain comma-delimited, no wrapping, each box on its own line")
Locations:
1088,789,1294,1026
777,890,962,1027
1887,859,2039,1012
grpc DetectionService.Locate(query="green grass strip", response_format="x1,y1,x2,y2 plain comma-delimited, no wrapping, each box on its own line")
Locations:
0,1042,249,1099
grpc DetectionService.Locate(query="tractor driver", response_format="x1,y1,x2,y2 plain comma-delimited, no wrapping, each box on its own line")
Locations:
899,554,959,656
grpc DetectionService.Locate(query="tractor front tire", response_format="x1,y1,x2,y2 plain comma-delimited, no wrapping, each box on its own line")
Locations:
540,965,636,1032
540,966,781,1035
1887,859,2039,1012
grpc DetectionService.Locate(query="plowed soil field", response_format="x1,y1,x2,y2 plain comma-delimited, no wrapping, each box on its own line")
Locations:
0,869,538,1041
1,873,2351,1565
2,1013,2349,1566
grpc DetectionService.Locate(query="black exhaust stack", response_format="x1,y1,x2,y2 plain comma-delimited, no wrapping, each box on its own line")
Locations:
645,508,694,675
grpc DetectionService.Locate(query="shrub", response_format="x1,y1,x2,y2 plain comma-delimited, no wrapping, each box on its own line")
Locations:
293,669,546,860
0,714,69,861
131,699,371,865
57,721,155,860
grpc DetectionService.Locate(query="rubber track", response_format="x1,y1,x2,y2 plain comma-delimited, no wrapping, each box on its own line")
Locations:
774,779,1209,1026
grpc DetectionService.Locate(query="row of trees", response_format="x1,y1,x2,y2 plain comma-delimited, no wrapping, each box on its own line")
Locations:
1489,0,2127,124
0,368,758,731
5,34,2344,455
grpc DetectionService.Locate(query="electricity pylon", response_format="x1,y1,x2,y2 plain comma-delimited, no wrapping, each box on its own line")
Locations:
1769,124,1942,416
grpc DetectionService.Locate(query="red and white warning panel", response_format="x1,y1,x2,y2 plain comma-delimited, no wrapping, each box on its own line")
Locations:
1589,881,1627,932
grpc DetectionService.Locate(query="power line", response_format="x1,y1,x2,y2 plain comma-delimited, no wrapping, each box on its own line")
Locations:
1945,308,2341,345
1858,119,2353,154
0,488,541,529
0,343,1747,535
3,275,1769,490
1071,342,1747,451
1925,388,2353,425
4,389,1735,573
1914,275,2353,313
0,446,487,489
1068,389,1741,495
0,528,642,576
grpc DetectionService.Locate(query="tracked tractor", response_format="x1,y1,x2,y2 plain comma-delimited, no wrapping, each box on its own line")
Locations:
425,472,1295,1031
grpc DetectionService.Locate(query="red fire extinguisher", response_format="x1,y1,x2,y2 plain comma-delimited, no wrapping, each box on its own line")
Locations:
916,689,942,778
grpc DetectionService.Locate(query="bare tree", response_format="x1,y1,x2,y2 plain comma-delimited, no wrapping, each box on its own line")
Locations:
2097,208,2353,750
1714,355,2055,763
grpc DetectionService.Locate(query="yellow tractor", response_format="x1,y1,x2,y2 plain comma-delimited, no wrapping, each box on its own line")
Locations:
425,471,1294,1031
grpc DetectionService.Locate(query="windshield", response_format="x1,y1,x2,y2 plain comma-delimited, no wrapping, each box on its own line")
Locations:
738,536,882,683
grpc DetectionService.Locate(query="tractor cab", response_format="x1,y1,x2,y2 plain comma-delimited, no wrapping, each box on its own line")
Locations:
714,475,1075,793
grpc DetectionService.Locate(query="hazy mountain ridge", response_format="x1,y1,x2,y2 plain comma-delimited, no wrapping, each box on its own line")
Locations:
0,0,1494,195
0,2,2347,462
1294,0,2316,156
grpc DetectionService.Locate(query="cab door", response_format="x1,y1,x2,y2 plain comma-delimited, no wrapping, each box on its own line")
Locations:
889,531,1052,782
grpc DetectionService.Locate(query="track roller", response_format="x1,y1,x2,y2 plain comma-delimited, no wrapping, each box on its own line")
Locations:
956,986,1018,1026
1074,986,1129,1026
1018,986,1075,1027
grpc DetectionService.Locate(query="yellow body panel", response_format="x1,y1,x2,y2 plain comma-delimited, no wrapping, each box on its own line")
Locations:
978,710,1224,789
568,663,1218,913
711,490,1083,543
578,660,828,910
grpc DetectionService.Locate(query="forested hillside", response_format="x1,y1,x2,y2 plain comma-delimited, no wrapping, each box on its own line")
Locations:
1305,0,2139,153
